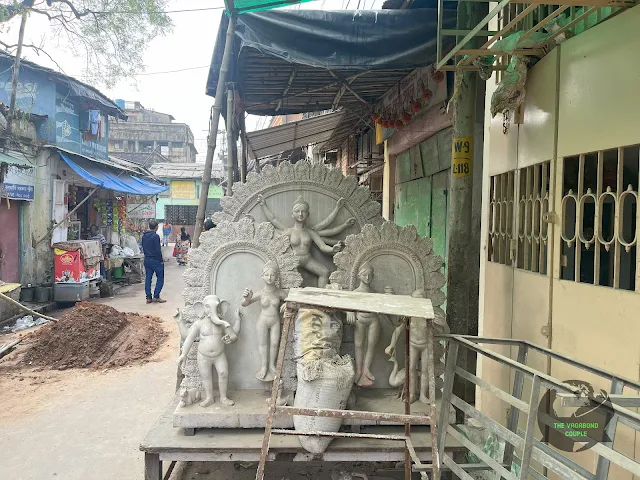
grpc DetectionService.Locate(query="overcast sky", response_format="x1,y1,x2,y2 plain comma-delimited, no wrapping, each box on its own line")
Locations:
1,0,384,161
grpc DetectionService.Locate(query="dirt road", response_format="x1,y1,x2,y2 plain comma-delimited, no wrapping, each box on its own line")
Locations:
0,248,181,480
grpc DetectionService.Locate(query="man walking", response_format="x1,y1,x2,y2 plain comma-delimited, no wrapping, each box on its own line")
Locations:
162,222,172,246
142,220,166,304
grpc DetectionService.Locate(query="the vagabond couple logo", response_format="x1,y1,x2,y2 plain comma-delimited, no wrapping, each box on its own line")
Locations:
538,379,613,452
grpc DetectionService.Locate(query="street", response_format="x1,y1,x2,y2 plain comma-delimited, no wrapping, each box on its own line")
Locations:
0,247,181,480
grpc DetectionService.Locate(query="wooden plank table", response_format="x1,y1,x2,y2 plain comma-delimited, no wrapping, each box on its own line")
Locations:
140,399,464,480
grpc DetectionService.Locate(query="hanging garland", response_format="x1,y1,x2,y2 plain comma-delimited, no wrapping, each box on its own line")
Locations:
370,66,445,131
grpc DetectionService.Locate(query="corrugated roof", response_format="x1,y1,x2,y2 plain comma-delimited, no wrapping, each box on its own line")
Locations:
0,52,126,120
246,110,345,159
149,163,224,180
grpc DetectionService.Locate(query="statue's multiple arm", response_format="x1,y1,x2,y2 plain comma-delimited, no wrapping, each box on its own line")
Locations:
312,197,345,230
316,217,356,238
309,229,342,254
257,194,286,231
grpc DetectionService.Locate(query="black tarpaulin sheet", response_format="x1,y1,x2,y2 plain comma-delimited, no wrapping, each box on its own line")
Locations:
206,9,456,97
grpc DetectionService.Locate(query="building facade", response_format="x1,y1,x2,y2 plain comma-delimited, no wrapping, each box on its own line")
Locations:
0,52,166,289
150,163,224,239
477,6,640,478
108,100,197,165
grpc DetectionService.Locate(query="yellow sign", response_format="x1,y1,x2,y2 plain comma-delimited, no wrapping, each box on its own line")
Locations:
452,137,473,177
171,180,196,199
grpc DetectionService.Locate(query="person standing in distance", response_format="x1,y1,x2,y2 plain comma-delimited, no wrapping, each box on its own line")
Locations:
162,222,172,246
142,220,166,304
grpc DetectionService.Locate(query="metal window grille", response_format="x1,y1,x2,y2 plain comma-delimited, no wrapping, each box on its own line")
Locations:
561,146,639,290
165,205,198,225
488,171,515,265
517,162,551,274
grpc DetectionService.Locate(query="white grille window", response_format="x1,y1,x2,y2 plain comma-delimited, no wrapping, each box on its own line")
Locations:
561,146,639,290
488,171,515,265
517,162,551,274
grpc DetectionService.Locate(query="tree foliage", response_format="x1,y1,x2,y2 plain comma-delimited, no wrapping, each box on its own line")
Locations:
0,0,173,87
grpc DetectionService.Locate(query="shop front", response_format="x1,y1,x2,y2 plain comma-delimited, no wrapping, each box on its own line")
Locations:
0,152,36,284
50,150,166,297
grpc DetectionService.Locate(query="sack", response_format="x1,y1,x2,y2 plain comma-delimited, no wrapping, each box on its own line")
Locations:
172,246,178,257
293,308,343,364
292,308,355,453
293,357,354,453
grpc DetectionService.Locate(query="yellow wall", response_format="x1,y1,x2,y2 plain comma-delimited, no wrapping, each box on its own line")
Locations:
479,6,640,478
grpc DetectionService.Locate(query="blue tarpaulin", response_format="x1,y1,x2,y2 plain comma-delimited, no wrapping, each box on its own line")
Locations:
58,151,167,195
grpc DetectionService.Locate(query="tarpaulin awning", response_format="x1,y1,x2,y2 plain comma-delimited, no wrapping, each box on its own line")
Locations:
207,9,456,115
58,151,168,195
246,110,345,159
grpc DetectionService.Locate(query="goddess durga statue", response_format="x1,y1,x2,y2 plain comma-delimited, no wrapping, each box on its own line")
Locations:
257,194,355,287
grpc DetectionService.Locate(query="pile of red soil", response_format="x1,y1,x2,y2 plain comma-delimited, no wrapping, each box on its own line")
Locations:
22,302,167,370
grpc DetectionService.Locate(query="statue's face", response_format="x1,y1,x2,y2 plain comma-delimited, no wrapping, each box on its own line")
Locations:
203,296,220,316
262,267,277,286
292,204,309,222
358,267,373,284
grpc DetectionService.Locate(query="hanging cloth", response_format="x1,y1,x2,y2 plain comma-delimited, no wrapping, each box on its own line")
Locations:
89,110,100,136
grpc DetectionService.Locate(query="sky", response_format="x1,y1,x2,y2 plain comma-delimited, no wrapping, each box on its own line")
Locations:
0,0,384,162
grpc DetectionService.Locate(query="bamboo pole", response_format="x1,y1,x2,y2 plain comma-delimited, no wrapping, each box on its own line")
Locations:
5,11,28,149
0,291,58,323
193,7,237,248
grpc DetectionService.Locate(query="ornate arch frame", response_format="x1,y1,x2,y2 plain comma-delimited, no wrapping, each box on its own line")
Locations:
182,218,303,313
177,218,303,397
212,160,384,228
329,222,447,315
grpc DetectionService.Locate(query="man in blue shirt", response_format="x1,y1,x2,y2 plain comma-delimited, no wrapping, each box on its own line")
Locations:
141,219,166,304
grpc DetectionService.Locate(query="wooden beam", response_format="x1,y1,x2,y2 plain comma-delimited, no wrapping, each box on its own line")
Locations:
329,71,369,106
518,5,570,44
275,67,297,112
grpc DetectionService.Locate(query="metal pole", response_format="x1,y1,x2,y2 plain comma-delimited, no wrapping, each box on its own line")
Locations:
426,319,441,480
226,86,235,195
404,316,411,480
193,8,237,248
447,0,481,403
239,111,248,182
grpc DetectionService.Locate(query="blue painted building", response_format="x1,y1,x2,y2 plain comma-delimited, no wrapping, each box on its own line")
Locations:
0,51,125,159
0,52,166,289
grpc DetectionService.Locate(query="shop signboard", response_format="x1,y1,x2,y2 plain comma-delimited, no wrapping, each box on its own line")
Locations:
171,180,196,199
126,194,156,219
1,164,35,200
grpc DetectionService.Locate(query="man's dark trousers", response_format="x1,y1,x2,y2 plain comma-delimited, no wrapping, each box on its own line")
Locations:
145,258,165,299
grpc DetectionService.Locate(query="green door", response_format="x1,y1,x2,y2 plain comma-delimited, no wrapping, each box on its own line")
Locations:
430,170,449,308
394,142,450,310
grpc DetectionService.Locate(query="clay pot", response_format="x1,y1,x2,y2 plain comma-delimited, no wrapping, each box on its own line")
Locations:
411,101,422,113
402,112,412,124
432,70,445,83
422,88,433,102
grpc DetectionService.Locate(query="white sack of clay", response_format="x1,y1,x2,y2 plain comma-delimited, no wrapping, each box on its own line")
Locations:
292,308,355,453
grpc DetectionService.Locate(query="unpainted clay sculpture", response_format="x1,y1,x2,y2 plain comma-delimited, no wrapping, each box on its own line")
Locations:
241,260,288,382
385,289,450,404
178,295,243,407
257,194,354,287
345,263,389,387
